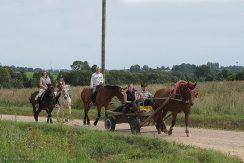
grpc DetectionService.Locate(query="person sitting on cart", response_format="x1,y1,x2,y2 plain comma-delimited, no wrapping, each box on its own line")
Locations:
137,83,155,108
123,83,140,113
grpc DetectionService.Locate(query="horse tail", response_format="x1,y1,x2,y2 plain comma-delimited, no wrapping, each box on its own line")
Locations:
29,97,31,103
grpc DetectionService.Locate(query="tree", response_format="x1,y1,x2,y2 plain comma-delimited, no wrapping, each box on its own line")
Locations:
70,60,91,71
130,64,140,72
195,65,210,78
0,67,11,88
70,61,83,71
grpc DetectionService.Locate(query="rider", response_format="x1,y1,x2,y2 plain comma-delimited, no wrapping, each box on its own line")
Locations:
124,83,140,113
57,75,65,93
90,66,104,106
35,71,52,109
137,83,155,108
56,75,65,107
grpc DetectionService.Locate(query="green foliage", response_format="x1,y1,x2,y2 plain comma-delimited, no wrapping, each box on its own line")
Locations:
1,61,244,88
0,121,241,162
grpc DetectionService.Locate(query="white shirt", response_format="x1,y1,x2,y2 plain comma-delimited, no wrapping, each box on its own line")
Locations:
90,72,104,88
136,90,153,99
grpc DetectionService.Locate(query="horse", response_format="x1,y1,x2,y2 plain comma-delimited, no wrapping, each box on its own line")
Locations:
81,85,125,126
154,81,198,137
29,84,56,123
57,85,72,123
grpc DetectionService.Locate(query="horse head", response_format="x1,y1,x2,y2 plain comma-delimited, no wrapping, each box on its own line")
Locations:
179,81,198,105
45,84,56,99
62,85,70,100
114,86,126,103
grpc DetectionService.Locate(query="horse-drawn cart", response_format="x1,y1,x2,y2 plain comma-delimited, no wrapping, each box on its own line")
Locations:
104,97,171,134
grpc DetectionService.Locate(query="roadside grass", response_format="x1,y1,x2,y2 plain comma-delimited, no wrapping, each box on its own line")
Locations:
0,120,242,163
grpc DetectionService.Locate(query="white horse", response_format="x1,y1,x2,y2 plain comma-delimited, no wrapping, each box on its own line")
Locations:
57,85,72,122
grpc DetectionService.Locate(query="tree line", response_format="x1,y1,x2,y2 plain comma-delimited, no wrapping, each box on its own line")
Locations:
1,61,244,88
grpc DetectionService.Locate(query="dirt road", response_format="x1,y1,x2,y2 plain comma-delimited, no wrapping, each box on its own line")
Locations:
1,114,244,162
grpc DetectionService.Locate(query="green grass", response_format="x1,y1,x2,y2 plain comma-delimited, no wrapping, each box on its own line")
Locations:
0,120,241,163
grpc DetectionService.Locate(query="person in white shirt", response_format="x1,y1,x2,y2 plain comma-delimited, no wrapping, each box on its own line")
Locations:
90,67,104,105
137,83,155,108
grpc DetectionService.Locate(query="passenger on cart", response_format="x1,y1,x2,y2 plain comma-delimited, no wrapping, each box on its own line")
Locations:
123,83,140,114
137,83,155,108
135,83,156,112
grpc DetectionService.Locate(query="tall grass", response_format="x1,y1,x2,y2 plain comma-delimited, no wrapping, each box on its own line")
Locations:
1,81,243,114
0,81,244,130
0,120,241,163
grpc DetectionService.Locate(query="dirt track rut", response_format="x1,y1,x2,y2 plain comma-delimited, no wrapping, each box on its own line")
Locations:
1,114,244,162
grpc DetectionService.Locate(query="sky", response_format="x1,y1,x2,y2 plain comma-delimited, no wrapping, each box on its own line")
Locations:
0,0,243,70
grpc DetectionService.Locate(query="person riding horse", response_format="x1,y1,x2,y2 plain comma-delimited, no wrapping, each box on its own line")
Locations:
56,75,65,107
35,71,52,109
90,66,104,106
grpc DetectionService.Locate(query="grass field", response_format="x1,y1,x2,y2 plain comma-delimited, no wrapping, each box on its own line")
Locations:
0,120,241,163
0,81,244,131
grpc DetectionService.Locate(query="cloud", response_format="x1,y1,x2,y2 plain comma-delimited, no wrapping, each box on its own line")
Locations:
121,0,234,4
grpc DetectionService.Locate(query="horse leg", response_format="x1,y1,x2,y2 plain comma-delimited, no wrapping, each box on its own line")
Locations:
161,110,169,134
168,112,177,136
32,105,37,121
155,113,162,134
93,107,101,126
35,108,41,122
57,107,61,122
83,106,88,125
46,110,50,123
49,108,53,124
67,104,71,122
184,111,191,137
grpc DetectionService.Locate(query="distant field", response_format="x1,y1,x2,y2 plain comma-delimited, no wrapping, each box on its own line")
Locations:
25,72,58,80
0,81,244,131
0,120,241,162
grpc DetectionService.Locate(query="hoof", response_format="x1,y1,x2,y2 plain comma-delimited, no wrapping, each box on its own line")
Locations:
168,130,172,136
157,130,162,134
163,130,168,134
186,132,191,137
94,121,98,126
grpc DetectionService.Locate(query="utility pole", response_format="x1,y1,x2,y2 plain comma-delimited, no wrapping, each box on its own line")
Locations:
101,0,106,84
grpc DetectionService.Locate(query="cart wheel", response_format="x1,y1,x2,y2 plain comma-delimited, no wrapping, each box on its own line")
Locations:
105,117,116,131
130,118,141,135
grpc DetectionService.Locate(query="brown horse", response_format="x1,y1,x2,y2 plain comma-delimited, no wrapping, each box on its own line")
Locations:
154,81,198,137
29,84,56,123
81,85,125,126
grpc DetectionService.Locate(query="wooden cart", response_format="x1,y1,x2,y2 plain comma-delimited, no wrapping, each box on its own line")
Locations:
104,97,171,134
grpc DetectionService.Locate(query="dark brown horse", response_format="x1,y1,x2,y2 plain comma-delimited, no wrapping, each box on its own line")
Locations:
81,85,125,126
154,81,198,137
29,84,56,123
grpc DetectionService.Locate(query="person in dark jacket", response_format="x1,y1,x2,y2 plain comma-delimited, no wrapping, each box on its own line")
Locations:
123,83,139,113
